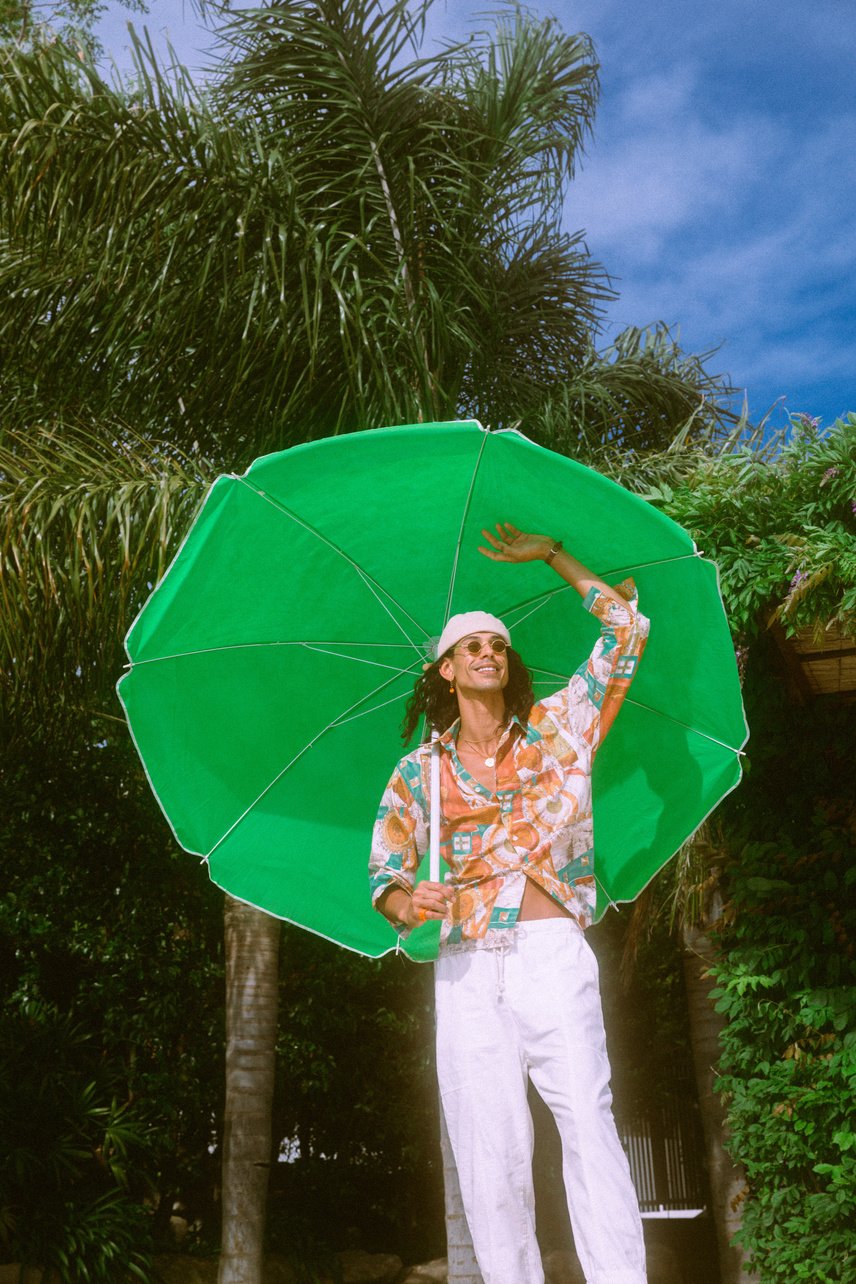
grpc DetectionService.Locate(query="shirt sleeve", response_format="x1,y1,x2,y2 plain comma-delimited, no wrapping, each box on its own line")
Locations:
369,757,428,936
560,578,649,754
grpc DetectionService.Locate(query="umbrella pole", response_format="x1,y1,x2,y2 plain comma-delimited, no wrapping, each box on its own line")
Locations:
430,728,441,883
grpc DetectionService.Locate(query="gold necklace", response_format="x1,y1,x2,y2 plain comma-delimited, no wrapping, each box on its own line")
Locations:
458,725,504,768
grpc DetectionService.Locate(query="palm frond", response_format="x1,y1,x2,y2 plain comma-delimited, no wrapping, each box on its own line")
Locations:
0,423,212,732
518,324,740,474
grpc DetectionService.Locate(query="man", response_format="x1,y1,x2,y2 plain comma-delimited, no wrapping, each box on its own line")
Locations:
369,522,650,1284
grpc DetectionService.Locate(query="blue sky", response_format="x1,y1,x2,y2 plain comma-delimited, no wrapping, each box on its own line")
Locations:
95,0,856,431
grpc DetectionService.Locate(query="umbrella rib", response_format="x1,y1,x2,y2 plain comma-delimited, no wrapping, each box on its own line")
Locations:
123,640,422,669
523,669,744,754
205,658,422,863
324,684,418,729
494,551,703,629
502,584,574,630
598,551,704,578
297,642,419,673
352,563,429,655
621,696,746,756
237,478,431,648
443,428,490,628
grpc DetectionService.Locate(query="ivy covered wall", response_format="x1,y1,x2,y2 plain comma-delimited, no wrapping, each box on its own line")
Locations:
711,649,855,1283
650,416,856,1283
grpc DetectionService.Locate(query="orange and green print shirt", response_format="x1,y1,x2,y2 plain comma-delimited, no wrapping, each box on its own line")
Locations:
369,583,650,949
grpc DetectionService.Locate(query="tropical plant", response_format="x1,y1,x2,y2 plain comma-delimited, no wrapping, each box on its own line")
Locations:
0,425,211,741
0,1000,156,1282
709,652,855,1284
526,323,740,461
638,412,856,638
0,0,145,54
0,731,226,1272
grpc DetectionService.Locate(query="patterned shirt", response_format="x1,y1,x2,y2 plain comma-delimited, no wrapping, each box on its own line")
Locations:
369,583,649,950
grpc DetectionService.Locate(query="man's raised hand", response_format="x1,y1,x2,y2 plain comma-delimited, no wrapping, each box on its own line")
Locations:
478,522,552,564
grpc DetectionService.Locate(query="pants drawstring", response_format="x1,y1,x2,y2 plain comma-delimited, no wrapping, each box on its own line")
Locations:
496,933,511,998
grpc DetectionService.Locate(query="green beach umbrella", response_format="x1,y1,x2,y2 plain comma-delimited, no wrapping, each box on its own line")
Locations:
118,421,747,962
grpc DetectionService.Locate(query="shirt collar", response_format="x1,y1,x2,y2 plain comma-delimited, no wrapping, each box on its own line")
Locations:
438,714,522,749
439,718,460,747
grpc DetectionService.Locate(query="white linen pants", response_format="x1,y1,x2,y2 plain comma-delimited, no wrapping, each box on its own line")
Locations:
435,919,647,1284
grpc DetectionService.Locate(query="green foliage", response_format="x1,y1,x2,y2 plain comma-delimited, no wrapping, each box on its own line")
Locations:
0,1000,156,1280
0,3,598,451
630,426,856,1280
0,727,445,1265
268,928,442,1262
708,656,856,1282
526,323,740,462
0,425,212,739
0,733,225,1263
642,413,856,638
594,905,696,1121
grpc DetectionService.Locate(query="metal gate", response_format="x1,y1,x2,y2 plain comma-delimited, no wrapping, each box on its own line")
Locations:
620,1093,708,1217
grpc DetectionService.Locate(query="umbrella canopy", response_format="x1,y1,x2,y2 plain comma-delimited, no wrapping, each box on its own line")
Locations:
118,421,747,961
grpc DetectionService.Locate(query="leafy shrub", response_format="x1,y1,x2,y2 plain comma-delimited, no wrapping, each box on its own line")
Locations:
268,927,444,1263
644,412,856,638
0,734,225,1261
708,662,855,1283
645,422,856,1281
0,1001,156,1281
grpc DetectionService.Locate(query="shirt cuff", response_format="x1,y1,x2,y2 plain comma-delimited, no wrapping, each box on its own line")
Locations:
582,578,639,621
370,872,413,937
582,585,601,613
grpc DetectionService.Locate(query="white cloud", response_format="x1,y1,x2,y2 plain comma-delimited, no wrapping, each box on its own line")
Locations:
616,64,698,123
600,201,856,380
558,28,856,418
568,66,786,260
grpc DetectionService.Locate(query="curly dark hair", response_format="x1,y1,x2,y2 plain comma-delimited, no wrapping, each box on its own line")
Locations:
401,647,535,745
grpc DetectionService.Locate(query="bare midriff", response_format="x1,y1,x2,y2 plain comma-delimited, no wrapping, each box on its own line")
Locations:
519,876,573,920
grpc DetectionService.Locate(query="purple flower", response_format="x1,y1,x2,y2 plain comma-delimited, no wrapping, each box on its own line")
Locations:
821,466,839,484
797,413,821,429
851,500,856,517
789,569,807,592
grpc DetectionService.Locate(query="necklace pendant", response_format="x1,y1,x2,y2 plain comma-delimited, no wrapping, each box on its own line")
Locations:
484,756,496,767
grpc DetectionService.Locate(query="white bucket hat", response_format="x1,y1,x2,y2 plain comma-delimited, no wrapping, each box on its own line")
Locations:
434,611,511,660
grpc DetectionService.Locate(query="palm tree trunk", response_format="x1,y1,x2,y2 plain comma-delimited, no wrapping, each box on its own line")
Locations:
218,897,281,1284
682,925,756,1284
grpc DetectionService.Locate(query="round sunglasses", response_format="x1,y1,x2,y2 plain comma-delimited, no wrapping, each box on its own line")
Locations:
453,636,508,656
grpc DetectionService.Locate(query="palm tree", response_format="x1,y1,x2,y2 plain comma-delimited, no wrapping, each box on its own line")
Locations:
220,896,281,1284
1,4,741,1279
0,1,736,462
